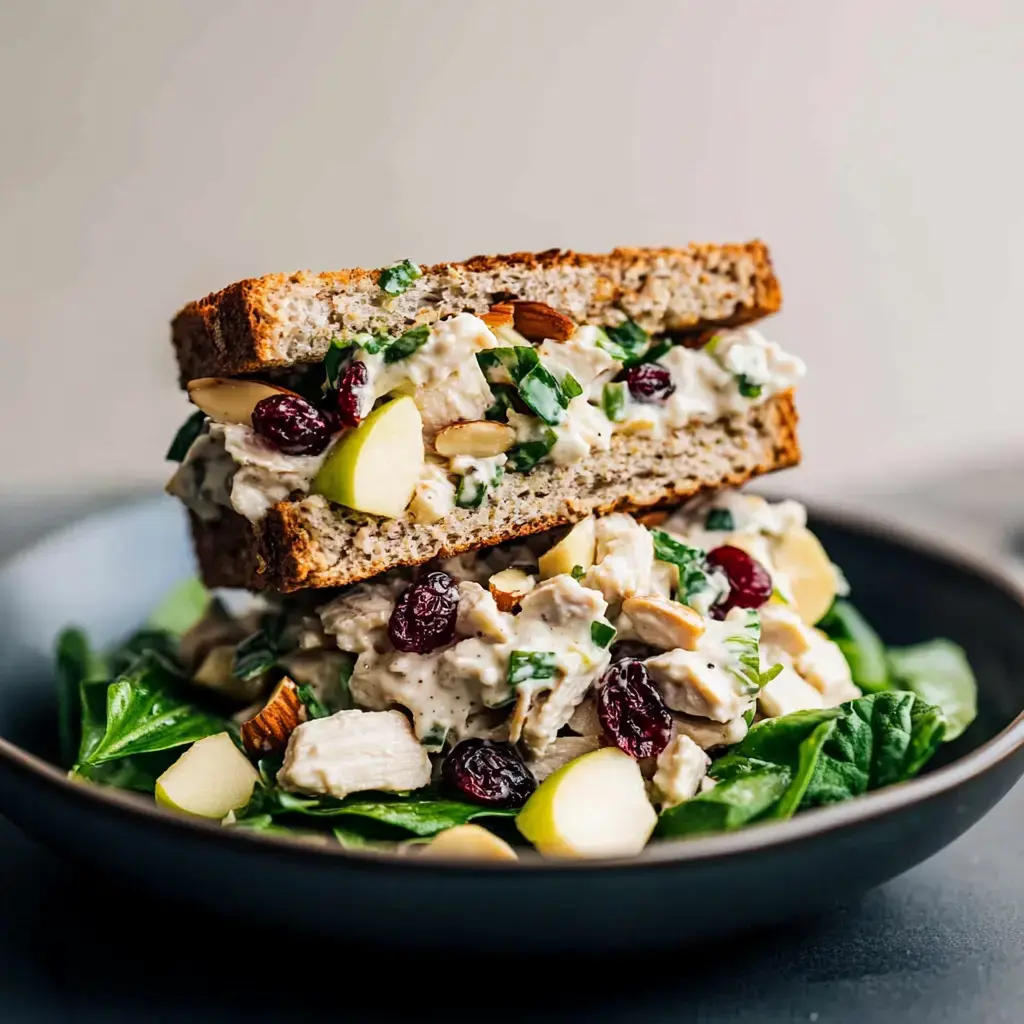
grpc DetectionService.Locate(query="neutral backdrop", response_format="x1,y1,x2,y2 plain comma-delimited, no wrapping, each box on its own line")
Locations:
2,0,1022,504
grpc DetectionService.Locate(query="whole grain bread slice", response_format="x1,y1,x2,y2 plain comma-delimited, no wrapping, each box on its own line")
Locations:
172,242,781,385
190,391,799,592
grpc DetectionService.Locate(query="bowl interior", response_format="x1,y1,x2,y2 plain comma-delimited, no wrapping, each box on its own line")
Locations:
0,497,1021,774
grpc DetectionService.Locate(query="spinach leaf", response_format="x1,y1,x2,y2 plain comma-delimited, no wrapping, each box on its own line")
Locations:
455,461,504,509
79,652,228,766
55,628,108,767
590,621,616,648
598,319,650,364
601,382,627,422
656,765,791,838
322,337,354,389
818,600,890,693
147,577,209,637
108,628,182,677
314,799,515,837
383,324,431,364
233,629,278,681
377,259,422,297
476,347,573,426
704,508,735,532
560,373,583,401
485,385,517,422
886,640,977,741
165,410,206,462
721,609,777,695
507,429,557,473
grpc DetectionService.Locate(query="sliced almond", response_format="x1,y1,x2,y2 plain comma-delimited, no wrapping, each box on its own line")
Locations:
434,420,516,458
622,595,705,651
511,301,576,342
240,677,308,756
635,510,669,529
186,378,297,426
488,567,537,612
481,302,515,331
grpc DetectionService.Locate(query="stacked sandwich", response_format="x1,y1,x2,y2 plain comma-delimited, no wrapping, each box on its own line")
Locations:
163,243,858,857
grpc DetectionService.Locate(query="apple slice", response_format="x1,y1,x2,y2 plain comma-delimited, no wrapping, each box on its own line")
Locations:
772,525,837,626
516,747,656,858
312,397,424,517
186,377,296,426
538,517,596,580
420,824,518,862
155,733,259,819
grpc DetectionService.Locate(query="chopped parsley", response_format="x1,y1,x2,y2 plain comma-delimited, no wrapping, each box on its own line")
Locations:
383,324,431,364
455,462,505,508
598,318,650,364
570,564,586,580
377,259,422,297
506,429,558,472
508,651,558,687
590,621,617,648
649,529,720,610
737,374,763,399
704,508,735,532
295,684,330,720
166,410,207,462
601,381,628,422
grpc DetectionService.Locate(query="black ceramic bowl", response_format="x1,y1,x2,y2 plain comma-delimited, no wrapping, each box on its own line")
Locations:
0,496,1021,953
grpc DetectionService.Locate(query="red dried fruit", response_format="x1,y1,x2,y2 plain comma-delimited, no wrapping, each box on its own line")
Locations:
623,364,676,403
597,659,672,760
442,739,536,807
251,394,335,456
388,571,460,653
334,360,370,429
706,545,773,615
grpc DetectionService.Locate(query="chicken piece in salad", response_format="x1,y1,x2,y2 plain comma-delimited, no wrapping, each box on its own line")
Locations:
55,491,977,860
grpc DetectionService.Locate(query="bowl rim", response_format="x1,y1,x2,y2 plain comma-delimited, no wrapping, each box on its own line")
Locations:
1,495,1022,873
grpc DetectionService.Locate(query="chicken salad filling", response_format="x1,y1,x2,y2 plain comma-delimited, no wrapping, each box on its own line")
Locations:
55,491,977,860
166,284,805,526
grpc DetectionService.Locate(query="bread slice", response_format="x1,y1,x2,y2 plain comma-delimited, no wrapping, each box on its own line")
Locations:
190,391,799,592
172,242,781,385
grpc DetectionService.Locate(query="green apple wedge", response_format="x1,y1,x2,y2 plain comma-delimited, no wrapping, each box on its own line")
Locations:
421,824,519,862
313,396,424,517
516,747,656,858
155,733,259,819
538,516,596,580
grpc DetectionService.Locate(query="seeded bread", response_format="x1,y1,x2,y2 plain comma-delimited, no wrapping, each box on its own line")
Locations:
172,242,781,385
190,391,799,592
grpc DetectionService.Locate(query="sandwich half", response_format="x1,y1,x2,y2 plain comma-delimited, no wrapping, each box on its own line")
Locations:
166,242,802,592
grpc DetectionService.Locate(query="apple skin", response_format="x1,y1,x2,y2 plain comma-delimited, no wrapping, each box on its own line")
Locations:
772,526,837,625
312,396,424,517
155,733,259,820
516,747,657,858
538,516,596,580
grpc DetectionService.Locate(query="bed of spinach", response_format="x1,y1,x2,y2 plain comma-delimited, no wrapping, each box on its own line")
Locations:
658,690,946,838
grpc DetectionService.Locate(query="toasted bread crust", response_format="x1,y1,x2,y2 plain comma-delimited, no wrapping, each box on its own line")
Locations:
190,392,799,592
172,242,781,385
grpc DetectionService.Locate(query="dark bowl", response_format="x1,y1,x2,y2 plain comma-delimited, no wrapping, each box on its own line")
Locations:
0,496,1021,953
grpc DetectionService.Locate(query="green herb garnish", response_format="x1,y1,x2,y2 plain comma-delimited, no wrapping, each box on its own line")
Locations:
296,684,331,720
383,324,431,364
704,508,735,532
508,651,558,687
377,259,422,297
601,381,628,422
166,410,206,462
590,621,617,648
506,429,558,472
598,318,650,364
737,374,763,398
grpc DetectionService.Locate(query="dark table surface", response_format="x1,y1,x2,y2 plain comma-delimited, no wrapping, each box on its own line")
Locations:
2,779,1021,1023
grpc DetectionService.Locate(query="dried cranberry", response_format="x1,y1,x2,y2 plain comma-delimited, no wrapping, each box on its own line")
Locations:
597,659,672,759
334,360,370,429
388,571,460,653
251,394,334,456
623,364,676,404
706,545,773,614
442,739,536,807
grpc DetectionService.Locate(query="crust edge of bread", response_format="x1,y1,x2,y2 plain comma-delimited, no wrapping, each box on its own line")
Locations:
190,391,800,593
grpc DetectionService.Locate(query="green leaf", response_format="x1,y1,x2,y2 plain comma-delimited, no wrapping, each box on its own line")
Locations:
80,653,228,766
818,600,891,693
107,628,182,677
485,385,517,422
886,640,977,742
507,430,558,473
420,724,449,752
55,628,108,768
304,798,515,837
508,650,558,686
147,577,209,637
233,629,278,681
322,337,354,389
601,381,628,422
722,609,768,695
560,373,583,401
704,508,735,532
590,620,616,648
599,319,650,364
377,259,422,297
656,765,792,837
295,684,330,720
476,347,569,425
570,565,586,581
383,324,431,364
165,410,206,462
737,374,763,398
517,361,569,424
455,462,504,509
649,529,718,609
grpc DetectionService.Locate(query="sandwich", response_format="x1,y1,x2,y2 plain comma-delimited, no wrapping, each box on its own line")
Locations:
166,242,802,592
